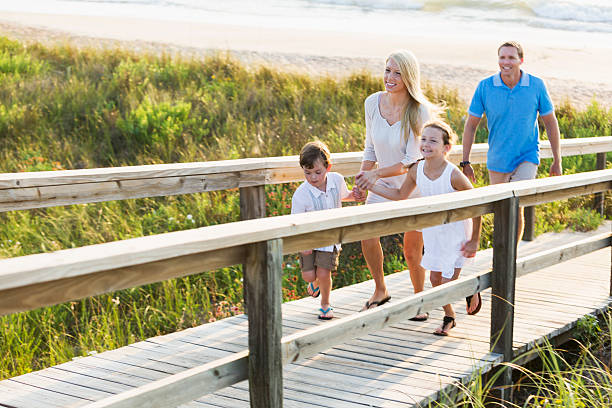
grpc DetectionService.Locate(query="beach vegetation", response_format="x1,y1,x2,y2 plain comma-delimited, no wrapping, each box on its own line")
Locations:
434,311,612,407
0,36,610,381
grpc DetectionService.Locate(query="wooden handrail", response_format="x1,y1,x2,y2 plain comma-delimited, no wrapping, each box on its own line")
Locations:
0,137,610,212
0,170,610,316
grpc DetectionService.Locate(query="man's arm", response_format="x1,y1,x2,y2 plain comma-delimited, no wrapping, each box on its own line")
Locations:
541,112,562,176
461,114,481,182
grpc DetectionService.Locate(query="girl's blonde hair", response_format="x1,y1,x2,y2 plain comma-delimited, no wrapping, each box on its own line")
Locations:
422,120,458,146
387,50,441,142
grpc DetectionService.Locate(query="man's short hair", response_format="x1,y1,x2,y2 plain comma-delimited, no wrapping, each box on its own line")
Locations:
300,141,331,169
498,41,523,59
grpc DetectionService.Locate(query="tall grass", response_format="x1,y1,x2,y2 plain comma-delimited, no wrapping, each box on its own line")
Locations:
433,312,612,407
0,36,610,380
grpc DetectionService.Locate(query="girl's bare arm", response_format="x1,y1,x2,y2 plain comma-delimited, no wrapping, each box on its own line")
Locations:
369,165,417,200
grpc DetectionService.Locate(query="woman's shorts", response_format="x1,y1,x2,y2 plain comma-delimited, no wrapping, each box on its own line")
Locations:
299,249,340,272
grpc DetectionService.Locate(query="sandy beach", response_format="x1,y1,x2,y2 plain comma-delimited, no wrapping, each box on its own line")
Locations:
1,11,612,109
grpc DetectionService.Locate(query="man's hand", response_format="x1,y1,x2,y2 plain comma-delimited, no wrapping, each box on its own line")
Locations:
549,160,562,176
461,239,479,258
462,163,476,183
300,250,313,256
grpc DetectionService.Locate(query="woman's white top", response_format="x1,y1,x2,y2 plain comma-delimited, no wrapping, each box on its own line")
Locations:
416,160,472,278
291,172,350,252
363,91,428,204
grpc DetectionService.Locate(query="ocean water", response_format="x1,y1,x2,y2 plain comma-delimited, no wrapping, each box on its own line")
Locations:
2,0,611,42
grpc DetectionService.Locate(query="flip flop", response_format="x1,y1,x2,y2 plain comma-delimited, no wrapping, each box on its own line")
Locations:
307,282,320,298
409,312,429,322
433,315,456,336
318,306,334,320
466,292,482,315
360,295,391,311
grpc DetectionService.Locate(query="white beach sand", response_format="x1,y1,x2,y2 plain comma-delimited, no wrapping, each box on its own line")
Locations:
1,11,611,108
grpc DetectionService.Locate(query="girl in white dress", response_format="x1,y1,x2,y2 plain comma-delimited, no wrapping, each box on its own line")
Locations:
355,50,439,318
366,121,482,336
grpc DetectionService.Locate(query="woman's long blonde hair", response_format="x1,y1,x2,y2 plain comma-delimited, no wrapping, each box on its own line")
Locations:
387,50,441,142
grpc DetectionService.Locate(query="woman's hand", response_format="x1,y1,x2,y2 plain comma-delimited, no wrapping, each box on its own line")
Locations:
355,170,378,190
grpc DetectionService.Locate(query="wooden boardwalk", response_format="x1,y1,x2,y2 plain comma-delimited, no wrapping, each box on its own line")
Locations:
1,223,610,408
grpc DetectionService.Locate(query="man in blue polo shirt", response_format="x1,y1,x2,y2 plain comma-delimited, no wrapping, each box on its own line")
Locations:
461,41,562,241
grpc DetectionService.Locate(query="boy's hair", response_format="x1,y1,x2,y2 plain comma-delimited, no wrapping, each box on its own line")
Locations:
299,141,331,169
422,120,458,146
498,41,524,59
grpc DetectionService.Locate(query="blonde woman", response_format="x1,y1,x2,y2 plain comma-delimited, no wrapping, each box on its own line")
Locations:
355,50,438,318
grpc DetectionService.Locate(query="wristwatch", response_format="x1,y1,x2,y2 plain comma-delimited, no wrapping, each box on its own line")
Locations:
459,161,471,168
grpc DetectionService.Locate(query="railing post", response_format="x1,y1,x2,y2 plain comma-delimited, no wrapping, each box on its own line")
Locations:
594,152,606,216
522,206,535,241
489,196,519,403
240,186,266,221
244,238,283,408
240,185,267,315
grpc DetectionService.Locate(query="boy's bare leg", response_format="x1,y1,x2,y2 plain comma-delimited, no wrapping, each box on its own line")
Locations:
317,267,332,308
301,269,316,283
361,237,389,307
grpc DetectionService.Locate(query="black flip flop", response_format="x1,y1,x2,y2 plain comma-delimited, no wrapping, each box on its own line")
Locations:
409,312,429,322
466,292,482,316
361,295,391,311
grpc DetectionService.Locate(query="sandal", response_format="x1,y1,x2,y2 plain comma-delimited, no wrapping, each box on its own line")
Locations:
360,295,391,311
466,293,482,315
318,306,334,320
409,312,429,322
433,316,456,336
307,282,320,298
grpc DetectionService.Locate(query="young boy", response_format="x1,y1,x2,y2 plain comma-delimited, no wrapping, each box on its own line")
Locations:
291,141,360,320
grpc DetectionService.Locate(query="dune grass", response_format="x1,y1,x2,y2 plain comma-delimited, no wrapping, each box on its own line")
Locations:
0,36,610,380
433,311,612,407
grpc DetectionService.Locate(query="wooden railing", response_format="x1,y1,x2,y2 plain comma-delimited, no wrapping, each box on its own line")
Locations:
0,137,610,407
0,170,610,407
0,137,609,213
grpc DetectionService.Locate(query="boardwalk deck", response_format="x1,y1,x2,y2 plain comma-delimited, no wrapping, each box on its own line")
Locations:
1,223,610,408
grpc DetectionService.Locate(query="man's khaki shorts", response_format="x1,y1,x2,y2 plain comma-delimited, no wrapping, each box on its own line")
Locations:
489,161,538,183
299,249,340,272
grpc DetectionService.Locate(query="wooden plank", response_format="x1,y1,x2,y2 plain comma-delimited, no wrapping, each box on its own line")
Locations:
1,138,608,190
9,371,111,401
245,239,283,408
84,351,248,408
515,232,611,278
0,245,244,316
0,380,87,408
0,137,609,211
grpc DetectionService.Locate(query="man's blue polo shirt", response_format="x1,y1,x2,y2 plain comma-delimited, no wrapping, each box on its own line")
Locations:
468,71,554,173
